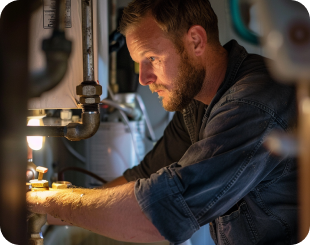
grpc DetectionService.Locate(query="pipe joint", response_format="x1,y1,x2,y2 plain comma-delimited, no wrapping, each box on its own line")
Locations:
76,81,102,105
27,214,47,238
65,111,100,141
42,30,72,54
30,31,72,97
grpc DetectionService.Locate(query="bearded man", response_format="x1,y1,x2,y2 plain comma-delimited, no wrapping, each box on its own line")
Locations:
27,0,298,244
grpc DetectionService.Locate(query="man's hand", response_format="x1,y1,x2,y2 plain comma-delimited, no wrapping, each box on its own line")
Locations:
27,190,60,215
44,176,129,225
26,182,165,243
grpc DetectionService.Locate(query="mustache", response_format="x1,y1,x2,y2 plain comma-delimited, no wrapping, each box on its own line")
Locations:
149,84,168,93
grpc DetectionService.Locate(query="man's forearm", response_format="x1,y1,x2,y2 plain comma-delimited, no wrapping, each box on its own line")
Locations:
47,176,128,225
26,182,164,243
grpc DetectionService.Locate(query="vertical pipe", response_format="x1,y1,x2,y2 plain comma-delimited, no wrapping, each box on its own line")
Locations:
110,0,119,93
82,0,95,82
54,0,66,32
297,81,310,240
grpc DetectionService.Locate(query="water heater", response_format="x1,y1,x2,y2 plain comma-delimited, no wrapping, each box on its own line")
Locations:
28,0,108,109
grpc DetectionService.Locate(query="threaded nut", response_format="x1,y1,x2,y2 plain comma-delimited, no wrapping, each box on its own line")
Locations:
76,83,102,96
29,180,49,188
79,96,100,104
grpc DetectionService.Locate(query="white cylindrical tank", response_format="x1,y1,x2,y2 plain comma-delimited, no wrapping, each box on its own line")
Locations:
86,92,146,185
28,0,108,109
86,120,145,185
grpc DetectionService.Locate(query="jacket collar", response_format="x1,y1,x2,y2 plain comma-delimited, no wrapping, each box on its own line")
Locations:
183,40,249,144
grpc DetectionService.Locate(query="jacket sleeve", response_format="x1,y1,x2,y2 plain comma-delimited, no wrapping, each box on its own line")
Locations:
134,101,289,244
123,110,192,181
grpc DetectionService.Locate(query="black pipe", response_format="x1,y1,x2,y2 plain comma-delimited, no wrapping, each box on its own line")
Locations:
26,126,66,137
26,105,100,141
65,110,100,141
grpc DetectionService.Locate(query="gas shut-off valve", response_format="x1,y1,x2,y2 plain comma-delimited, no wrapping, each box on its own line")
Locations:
29,166,49,191
27,166,49,245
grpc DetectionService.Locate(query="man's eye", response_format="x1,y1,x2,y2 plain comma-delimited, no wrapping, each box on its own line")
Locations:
149,57,155,62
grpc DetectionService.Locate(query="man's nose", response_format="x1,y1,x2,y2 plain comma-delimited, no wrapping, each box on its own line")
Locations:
139,62,156,86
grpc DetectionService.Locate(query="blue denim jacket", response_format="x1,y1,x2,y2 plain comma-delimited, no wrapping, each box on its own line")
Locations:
134,40,298,245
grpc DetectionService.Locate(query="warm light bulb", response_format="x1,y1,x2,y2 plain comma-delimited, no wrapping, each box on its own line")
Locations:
27,119,43,150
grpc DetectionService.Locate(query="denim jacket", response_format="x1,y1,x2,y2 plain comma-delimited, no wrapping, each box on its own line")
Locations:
130,40,298,245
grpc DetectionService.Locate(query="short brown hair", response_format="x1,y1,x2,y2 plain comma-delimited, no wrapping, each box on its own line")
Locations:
119,0,219,50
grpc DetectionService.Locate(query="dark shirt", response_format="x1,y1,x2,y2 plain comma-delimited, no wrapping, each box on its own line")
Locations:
124,40,298,245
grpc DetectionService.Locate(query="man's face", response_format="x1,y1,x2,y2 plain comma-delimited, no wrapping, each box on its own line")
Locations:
126,16,205,111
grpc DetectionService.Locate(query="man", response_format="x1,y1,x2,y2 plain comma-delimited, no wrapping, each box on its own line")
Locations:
27,0,298,244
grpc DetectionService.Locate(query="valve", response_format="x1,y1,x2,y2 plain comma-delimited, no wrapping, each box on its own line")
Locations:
26,166,49,245
36,166,48,181
29,166,49,191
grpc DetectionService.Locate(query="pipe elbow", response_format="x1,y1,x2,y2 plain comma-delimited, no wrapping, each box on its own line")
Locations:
65,112,100,141
30,58,69,97
29,31,72,97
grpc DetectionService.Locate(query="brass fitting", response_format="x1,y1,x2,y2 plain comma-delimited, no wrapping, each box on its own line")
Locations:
27,167,49,245
30,181,49,188
29,166,49,191
36,166,48,181
52,181,72,189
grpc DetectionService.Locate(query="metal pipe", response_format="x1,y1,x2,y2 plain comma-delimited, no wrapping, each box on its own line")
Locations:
26,108,100,141
65,0,102,140
54,0,66,32
26,126,66,137
26,113,99,140
27,213,47,245
65,110,100,141
82,0,95,82
110,0,119,93
101,99,141,120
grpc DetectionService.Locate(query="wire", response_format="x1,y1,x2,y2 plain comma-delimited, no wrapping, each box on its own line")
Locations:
101,99,141,120
118,109,142,163
108,85,116,101
61,138,86,163
58,166,107,184
135,94,157,142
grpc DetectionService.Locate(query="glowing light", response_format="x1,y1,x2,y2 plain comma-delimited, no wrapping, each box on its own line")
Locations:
27,119,44,150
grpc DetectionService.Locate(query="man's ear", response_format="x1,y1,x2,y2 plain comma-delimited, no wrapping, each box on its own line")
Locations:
185,25,207,57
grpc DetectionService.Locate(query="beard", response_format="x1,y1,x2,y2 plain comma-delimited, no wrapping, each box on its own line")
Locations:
150,50,206,112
